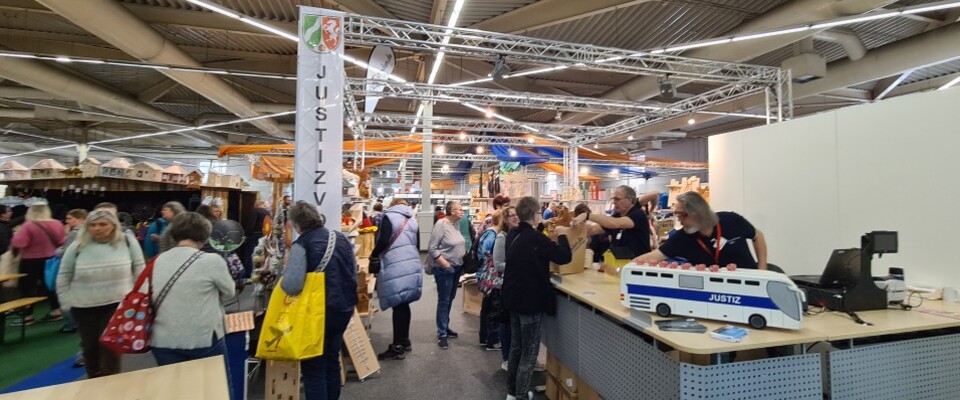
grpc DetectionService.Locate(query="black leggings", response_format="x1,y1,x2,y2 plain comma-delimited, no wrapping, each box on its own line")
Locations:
19,257,60,314
392,302,411,345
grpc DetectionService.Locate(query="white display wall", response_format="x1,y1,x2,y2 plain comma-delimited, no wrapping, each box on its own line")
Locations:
709,87,960,289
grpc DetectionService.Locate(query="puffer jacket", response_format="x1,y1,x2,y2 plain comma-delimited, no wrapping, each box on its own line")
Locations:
373,205,422,310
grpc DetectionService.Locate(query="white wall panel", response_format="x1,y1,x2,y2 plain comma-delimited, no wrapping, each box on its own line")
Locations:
710,87,960,288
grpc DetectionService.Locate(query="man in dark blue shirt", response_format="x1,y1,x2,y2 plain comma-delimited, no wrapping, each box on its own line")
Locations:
580,185,652,259
634,191,767,270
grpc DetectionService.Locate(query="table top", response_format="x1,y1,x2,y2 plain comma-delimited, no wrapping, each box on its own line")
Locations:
0,274,25,283
0,356,229,400
552,270,960,354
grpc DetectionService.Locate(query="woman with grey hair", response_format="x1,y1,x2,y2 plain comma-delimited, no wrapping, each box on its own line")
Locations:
150,212,235,392
11,202,65,325
427,200,466,350
633,191,768,270
144,201,185,258
281,201,357,400
57,209,145,378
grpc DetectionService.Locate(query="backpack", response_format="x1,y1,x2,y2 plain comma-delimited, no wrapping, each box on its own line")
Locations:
461,229,485,275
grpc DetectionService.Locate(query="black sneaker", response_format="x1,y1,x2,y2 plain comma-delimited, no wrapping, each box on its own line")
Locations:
401,339,412,352
446,329,459,338
377,344,405,360
437,337,449,349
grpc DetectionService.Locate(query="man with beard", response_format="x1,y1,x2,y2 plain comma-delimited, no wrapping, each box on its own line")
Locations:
633,191,767,270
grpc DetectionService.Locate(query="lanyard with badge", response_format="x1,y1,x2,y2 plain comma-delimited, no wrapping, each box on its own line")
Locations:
695,222,722,264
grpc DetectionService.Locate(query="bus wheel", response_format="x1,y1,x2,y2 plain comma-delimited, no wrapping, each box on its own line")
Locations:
655,303,671,317
748,314,767,330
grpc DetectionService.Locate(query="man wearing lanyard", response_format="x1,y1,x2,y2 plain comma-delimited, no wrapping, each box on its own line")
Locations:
578,185,652,259
633,191,768,270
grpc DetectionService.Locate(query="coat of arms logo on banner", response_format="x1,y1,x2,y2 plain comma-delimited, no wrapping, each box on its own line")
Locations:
302,14,342,53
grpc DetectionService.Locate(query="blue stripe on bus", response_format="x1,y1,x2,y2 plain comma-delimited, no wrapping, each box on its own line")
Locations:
626,284,778,310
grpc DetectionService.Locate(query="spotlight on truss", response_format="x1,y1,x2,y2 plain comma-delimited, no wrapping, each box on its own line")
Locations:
491,56,511,82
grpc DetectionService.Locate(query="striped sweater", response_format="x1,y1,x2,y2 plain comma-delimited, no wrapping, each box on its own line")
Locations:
56,235,146,310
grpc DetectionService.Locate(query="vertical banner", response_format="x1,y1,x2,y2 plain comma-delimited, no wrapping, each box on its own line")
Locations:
296,8,344,230
364,45,396,114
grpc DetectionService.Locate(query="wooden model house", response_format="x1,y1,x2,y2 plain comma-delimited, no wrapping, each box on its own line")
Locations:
0,160,30,180
185,170,204,189
220,173,242,189
79,158,101,178
101,158,131,178
161,165,188,184
29,159,67,179
127,162,164,181
206,171,224,187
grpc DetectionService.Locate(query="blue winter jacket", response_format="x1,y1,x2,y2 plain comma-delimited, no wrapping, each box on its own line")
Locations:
143,218,168,259
372,205,422,310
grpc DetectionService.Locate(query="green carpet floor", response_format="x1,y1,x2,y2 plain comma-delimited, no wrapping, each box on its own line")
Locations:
0,302,81,390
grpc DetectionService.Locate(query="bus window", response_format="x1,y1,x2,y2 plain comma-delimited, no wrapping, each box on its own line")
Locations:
661,273,674,279
679,275,703,290
645,272,658,277
631,271,644,276
745,280,760,286
709,277,723,283
727,279,742,284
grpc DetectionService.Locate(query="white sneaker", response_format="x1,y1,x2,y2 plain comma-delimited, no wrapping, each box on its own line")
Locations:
506,395,517,400
501,361,509,371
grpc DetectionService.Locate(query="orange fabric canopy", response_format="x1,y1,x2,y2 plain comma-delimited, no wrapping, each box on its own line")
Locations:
538,163,602,181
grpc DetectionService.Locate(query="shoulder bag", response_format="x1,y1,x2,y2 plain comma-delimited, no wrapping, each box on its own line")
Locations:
256,228,337,361
100,250,204,354
369,217,409,275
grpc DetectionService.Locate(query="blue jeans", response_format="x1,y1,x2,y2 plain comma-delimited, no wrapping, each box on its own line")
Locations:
301,310,353,400
434,266,460,338
153,335,232,400
507,313,542,398
500,317,511,361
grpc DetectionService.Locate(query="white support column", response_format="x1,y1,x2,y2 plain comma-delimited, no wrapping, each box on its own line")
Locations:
419,102,435,250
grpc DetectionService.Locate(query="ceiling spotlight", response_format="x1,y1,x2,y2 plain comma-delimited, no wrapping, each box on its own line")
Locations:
627,135,634,140
509,149,518,157
579,166,589,174
441,164,450,173
527,137,535,143
659,74,676,99
555,110,563,121
346,120,355,128
490,56,511,82
611,168,620,175
459,131,466,140
476,145,484,154
687,116,696,125
485,107,494,118
436,145,445,154
593,143,599,149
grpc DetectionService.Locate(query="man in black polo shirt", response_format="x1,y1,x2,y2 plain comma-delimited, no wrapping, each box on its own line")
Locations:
635,191,767,269
579,185,651,259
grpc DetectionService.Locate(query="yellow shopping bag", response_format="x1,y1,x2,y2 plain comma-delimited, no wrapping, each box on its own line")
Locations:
255,275,327,361
256,228,338,361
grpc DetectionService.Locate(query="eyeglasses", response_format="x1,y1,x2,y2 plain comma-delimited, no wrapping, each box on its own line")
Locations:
507,213,518,219
675,211,689,218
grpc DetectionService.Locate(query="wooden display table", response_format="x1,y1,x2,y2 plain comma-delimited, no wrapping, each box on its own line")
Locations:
0,274,25,283
0,356,229,399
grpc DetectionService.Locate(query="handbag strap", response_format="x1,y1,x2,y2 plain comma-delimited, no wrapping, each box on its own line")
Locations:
32,222,60,248
382,217,410,255
315,228,338,273
154,250,204,309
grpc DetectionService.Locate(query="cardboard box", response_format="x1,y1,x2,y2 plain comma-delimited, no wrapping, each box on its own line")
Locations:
550,225,588,275
357,271,368,293
266,360,300,400
546,352,560,378
559,363,578,393
462,280,482,316
577,377,603,400
356,293,370,315
559,386,578,400
546,375,560,400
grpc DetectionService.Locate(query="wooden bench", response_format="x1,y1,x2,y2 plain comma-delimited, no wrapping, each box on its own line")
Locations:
0,297,47,344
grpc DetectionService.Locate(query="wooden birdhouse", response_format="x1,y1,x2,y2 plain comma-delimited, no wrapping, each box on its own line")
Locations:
29,159,67,179
206,171,224,187
161,164,188,184
186,170,204,190
0,160,30,180
220,173,242,189
126,162,164,181
101,158,131,178
61,166,83,179
79,158,101,178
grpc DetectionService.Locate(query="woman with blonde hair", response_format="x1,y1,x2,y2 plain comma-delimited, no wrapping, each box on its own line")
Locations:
11,202,65,325
57,210,145,378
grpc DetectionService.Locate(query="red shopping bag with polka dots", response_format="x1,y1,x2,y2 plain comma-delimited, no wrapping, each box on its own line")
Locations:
100,252,202,354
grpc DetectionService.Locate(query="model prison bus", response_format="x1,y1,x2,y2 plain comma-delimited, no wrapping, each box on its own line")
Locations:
620,262,806,330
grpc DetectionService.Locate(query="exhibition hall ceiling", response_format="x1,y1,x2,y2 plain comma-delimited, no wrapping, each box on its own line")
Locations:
0,0,957,162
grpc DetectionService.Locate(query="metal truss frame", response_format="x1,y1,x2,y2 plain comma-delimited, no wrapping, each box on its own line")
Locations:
346,78,662,115
362,129,551,146
359,151,707,170
572,80,769,145
343,14,782,85
358,113,600,137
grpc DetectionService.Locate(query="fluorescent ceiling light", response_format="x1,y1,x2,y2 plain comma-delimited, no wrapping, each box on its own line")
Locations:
732,26,810,41
811,13,891,29
580,145,605,156
938,75,960,91
186,0,240,19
